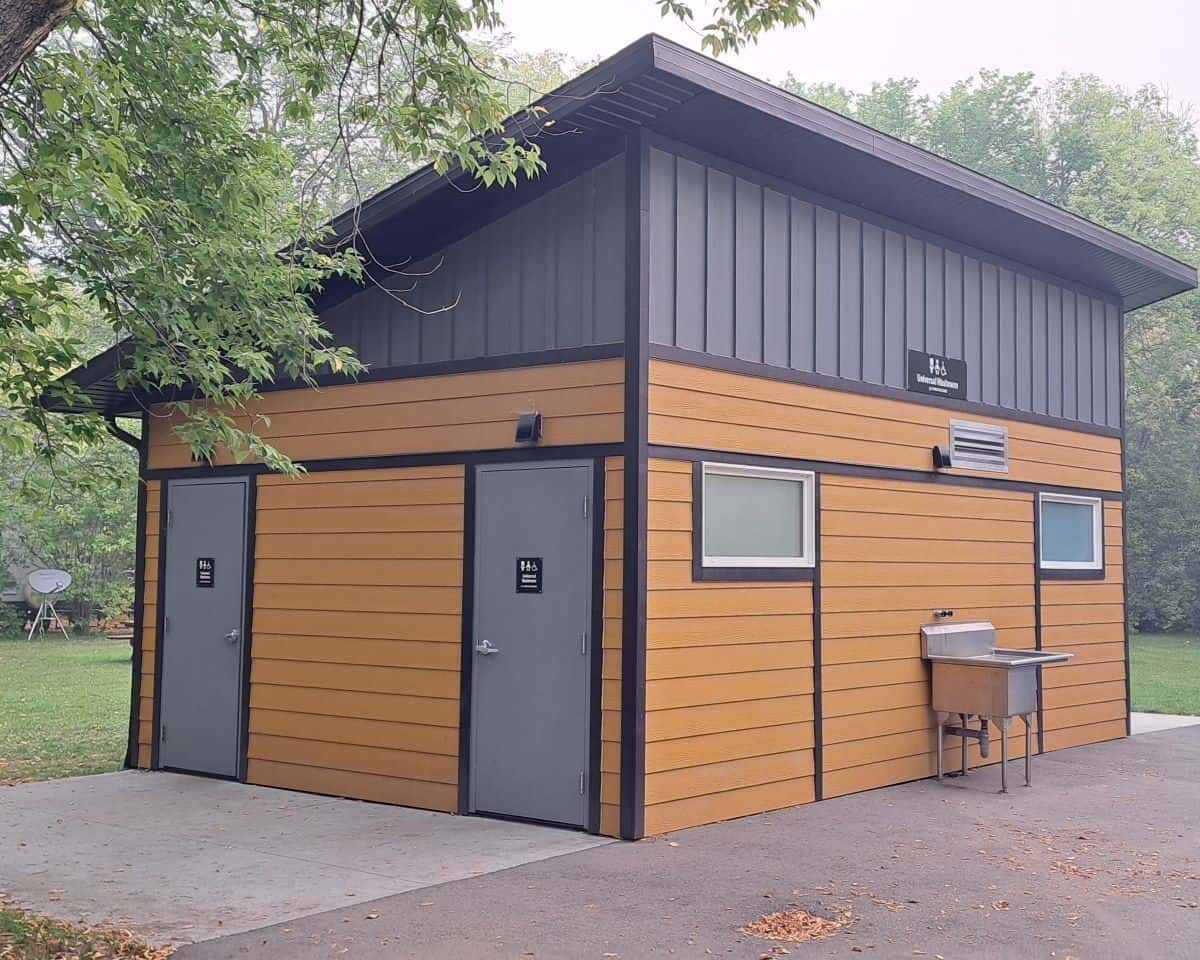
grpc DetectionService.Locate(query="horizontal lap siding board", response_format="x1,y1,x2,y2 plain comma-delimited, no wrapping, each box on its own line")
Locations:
145,359,625,469
1039,500,1128,750
819,476,1037,799
643,458,816,835
138,480,160,768
648,359,1122,492
246,466,465,812
600,456,623,838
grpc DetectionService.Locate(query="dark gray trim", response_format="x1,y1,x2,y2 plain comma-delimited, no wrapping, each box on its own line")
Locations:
811,474,824,801
455,465,477,815
648,444,1125,503
620,130,649,841
237,475,258,782
1039,568,1107,582
649,343,1123,440
1119,326,1132,736
587,456,607,834
124,412,149,769
142,442,625,482
689,460,816,582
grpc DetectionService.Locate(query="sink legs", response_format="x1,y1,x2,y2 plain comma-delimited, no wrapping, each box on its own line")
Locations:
1024,713,1033,787
997,717,1011,792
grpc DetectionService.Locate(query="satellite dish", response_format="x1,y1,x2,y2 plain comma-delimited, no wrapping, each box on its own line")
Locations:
25,568,71,640
28,568,72,595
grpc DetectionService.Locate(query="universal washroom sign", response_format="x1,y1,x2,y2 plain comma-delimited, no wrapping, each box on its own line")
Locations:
907,349,968,401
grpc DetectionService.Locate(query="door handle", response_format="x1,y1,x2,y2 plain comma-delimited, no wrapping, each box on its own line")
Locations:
474,639,499,656
224,628,240,645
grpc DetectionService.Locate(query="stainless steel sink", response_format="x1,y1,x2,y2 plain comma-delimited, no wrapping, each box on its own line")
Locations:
921,618,1074,792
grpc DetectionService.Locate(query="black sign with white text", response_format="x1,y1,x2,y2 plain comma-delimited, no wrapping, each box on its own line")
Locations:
907,350,968,401
516,557,543,594
195,557,215,588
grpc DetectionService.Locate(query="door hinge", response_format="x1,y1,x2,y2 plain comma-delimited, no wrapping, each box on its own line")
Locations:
167,509,173,528
164,616,170,635
160,722,167,742
579,771,585,796
582,495,590,519
581,631,588,656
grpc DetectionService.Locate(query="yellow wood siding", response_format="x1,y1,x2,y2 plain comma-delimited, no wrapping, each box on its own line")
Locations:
648,359,1122,492
600,456,623,838
819,476,1037,799
246,466,465,812
137,480,160,768
147,359,624,469
1039,500,1128,751
643,458,816,835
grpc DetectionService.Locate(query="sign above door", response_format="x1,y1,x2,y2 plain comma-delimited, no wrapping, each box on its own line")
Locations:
907,349,968,401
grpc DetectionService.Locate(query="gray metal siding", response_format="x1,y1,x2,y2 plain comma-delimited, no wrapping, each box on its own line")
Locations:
321,155,626,366
646,145,1124,428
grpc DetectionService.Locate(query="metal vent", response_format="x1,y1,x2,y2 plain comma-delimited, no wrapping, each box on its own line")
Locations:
949,420,1009,472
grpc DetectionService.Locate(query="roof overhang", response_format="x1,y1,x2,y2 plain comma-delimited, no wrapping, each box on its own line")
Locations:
46,33,1197,416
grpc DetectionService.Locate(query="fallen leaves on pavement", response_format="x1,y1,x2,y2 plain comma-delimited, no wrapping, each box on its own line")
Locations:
0,899,171,960
738,907,851,943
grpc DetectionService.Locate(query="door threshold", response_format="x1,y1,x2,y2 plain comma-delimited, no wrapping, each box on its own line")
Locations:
468,808,590,833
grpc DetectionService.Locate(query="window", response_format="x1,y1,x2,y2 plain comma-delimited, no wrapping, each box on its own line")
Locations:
699,462,815,577
1039,493,1103,572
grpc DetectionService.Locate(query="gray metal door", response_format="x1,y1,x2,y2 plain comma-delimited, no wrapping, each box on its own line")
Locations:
470,461,593,826
159,477,249,777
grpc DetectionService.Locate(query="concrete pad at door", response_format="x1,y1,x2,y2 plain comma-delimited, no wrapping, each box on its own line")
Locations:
0,771,612,945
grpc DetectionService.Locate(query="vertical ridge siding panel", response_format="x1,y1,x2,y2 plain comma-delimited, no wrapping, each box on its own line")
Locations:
1032,279,1048,414
734,177,765,362
963,256,982,402
648,148,677,346
705,168,735,357
1016,274,1033,410
1105,304,1121,427
675,157,707,351
998,267,1017,408
815,207,840,375
943,250,963,363
924,242,944,355
762,188,791,367
862,222,885,384
324,155,625,365
839,215,863,380
789,199,816,372
1047,285,1064,418
643,145,1121,429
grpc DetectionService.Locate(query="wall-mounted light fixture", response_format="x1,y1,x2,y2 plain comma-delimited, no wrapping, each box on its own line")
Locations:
515,410,542,444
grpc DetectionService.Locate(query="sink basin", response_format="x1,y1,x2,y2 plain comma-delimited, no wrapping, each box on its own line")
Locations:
927,648,1074,669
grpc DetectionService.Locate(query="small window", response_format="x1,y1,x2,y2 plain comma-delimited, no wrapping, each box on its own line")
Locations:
1039,493,1103,571
700,462,815,575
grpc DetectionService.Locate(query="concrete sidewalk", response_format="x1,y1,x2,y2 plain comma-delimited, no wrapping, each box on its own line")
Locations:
179,727,1200,960
0,771,609,944
1131,711,1200,734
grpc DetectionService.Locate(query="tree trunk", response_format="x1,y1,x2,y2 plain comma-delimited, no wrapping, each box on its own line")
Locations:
0,0,75,84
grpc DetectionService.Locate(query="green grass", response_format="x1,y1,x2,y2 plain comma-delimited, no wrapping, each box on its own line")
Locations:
0,635,131,784
1131,632,1200,716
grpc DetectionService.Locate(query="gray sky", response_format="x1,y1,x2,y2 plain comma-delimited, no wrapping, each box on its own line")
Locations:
498,0,1199,113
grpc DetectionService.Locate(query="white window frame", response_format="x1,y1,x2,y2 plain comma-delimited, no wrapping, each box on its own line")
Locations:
701,462,816,569
1038,492,1103,571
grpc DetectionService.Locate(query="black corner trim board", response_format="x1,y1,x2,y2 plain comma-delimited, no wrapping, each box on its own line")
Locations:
587,458,607,834
620,131,650,840
1032,496,1046,756
238,475,257,783
150,484,168,770
456,466,477,814
811,475,824,801
124,413,149,769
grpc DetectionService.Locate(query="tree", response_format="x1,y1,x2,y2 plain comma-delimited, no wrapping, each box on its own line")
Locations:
1,0,824,476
